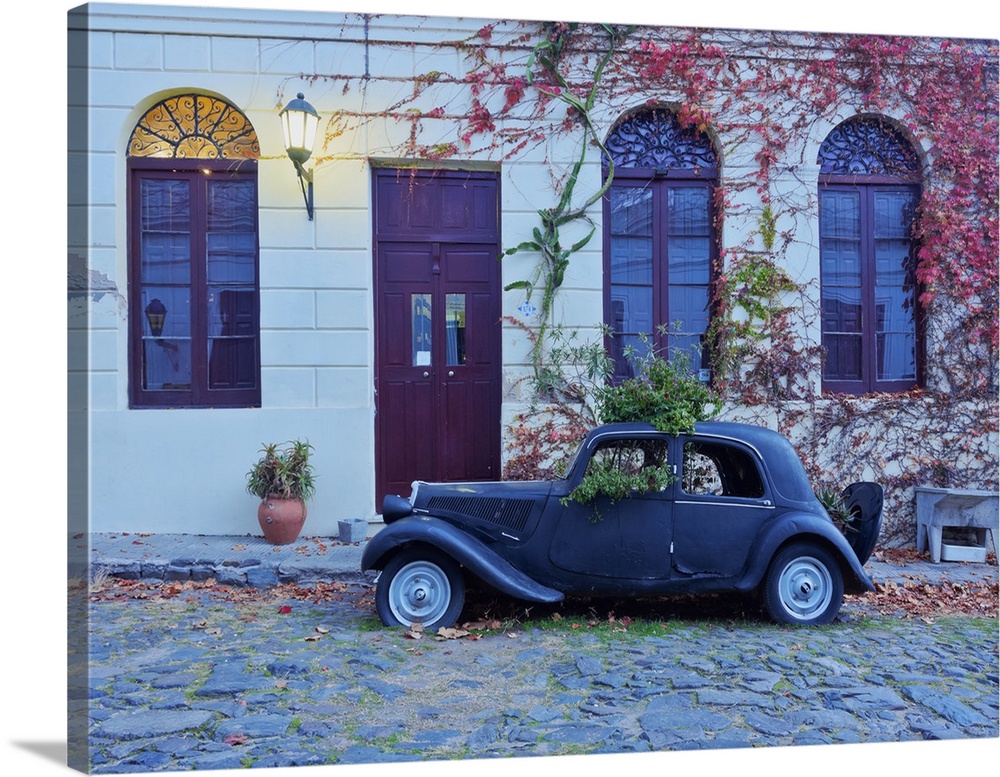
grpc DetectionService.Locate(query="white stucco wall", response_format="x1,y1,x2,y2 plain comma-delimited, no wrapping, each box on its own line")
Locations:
69,5,592,535
69,3,998,543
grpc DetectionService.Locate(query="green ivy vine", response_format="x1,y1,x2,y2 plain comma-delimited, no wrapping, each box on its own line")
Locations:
502,23,632,378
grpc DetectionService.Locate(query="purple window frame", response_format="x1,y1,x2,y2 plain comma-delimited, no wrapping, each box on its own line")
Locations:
602,167,718,383
128,157,261,408
602,110,719,383
818,118,923,395
818,178,923,395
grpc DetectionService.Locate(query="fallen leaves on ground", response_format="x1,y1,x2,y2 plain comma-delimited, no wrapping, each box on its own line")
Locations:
849,547,998,619
849,577,998,619
86,556,997,623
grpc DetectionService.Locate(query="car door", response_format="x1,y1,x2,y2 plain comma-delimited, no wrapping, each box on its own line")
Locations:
549,436,674,581
670,435,774,579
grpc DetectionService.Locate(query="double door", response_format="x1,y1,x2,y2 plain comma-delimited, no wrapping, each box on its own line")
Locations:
374,170,501,505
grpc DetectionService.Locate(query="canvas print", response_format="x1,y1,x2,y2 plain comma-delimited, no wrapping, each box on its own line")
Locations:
66,1,998,774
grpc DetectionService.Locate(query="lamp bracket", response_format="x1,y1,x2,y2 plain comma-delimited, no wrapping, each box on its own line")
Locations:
293,161,314,220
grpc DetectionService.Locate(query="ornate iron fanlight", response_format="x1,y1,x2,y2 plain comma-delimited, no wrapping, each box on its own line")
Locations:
128,94,260,159
818,118,919,178
604,109,718,172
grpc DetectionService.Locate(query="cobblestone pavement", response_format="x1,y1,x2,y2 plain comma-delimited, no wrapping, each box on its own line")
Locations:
79,580,998,773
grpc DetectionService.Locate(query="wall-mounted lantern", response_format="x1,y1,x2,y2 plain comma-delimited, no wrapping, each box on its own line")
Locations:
279,92,320,220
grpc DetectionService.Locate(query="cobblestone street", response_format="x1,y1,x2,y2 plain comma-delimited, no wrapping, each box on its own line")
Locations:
79,580,999,773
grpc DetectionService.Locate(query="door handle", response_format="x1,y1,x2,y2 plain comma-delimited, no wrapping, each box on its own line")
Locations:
448,370,455,377
423,371,430,378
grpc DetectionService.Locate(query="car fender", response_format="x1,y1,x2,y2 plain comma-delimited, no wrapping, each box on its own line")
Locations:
737,512,875,594
361,515,564,604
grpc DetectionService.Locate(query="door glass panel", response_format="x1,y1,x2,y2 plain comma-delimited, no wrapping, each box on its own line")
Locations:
206,179,258,390
667,187,711,284
609,186,654,380
446,294,466,366
412,293,432,366
820,191,863,382
874,191,917,382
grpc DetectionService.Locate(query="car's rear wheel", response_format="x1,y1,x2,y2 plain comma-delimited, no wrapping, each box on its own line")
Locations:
762,542,844,626
375,548,465,629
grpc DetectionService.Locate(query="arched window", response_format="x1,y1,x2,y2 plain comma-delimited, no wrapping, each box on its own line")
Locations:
127,94,261,408
602,109,718,382
817,117,921,394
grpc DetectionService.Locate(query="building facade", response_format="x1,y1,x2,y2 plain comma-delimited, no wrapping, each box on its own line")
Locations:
68,4,998,543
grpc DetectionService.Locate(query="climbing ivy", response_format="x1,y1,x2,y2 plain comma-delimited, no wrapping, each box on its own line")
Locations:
291,17,998,545
500,23,631,375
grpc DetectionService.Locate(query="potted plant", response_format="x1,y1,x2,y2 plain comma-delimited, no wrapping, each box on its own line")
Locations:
246,440,316,545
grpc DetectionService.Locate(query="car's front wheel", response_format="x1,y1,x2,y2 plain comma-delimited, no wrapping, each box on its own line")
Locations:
762,542,844,626
375,549,465,629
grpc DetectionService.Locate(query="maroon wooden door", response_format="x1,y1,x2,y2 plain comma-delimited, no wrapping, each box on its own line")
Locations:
373,169,501,506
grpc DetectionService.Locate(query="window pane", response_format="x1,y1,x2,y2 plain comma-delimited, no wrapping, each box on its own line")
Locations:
587,439,670,490
683,441,764,498
143,338,191,391
610,286,653,379
208,180,255,231
874,191,915,239
820,191,860,239
412,293,432,366
667,285,709,335
206,180,256,285
821,238,862,287
208,336,257,389
668,237,711,283
823,333,863,381
207,233,256,284
446,294,466,366
208,287,257,388
142,179,191,232
877,333,916,381
142,287,190,339
208,287,256,338
668,188,710,235
610,187,653,236
610,188,653,285
821,190,865,385
822,287,862,333
668,334,708,373
141,179,191,285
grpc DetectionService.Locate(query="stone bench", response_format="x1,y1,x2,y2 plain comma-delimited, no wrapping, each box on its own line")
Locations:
914,487,998,563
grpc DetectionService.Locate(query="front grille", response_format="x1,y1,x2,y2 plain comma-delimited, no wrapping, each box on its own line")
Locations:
427,496,533,533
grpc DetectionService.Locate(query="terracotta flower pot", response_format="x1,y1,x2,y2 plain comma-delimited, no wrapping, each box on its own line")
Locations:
257,497,307,545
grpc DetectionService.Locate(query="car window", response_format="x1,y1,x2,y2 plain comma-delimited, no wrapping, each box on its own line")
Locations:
682,440,765,499
585,439,672,492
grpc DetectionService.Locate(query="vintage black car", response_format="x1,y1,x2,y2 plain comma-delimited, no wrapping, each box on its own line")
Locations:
362,422,883,628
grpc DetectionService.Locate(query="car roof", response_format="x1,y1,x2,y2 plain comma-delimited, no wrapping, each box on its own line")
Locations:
584,420,782,446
